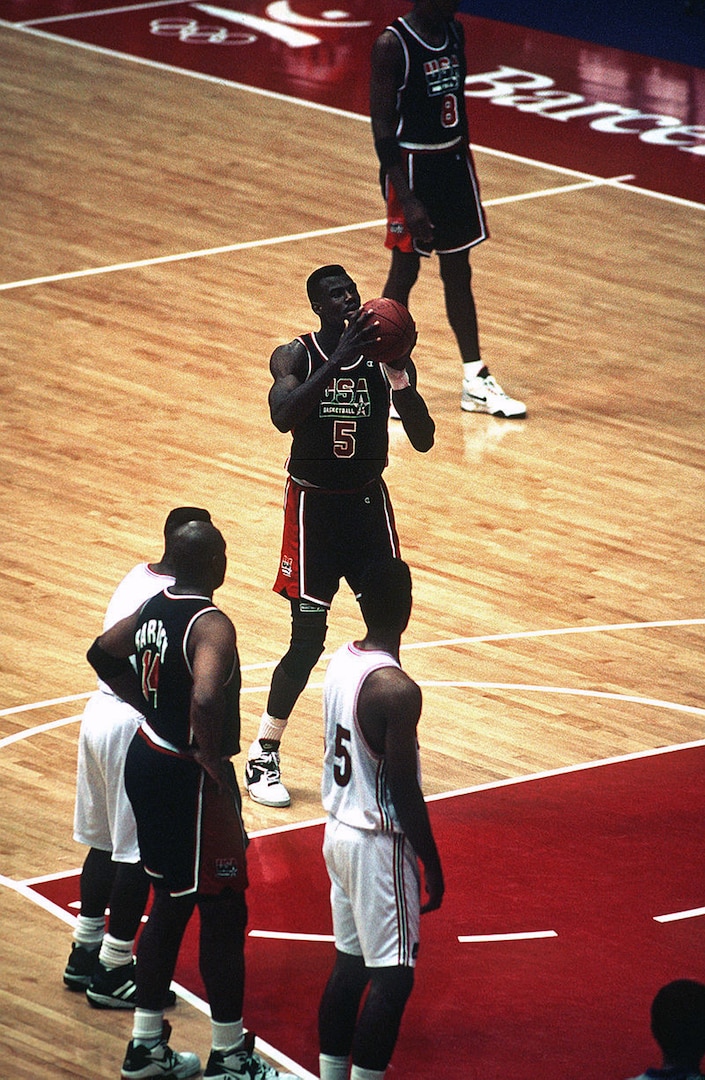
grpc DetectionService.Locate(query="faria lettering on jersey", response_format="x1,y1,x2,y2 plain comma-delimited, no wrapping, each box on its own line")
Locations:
134,618,168,661
320,375,371,418
424,55,461,97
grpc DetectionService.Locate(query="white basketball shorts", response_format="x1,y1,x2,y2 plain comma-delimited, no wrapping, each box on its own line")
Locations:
73,690,143,863
323,816,421,967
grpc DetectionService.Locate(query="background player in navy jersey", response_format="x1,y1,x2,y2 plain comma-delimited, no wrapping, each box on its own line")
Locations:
318,557,443,1080
626,980,705,1080
87,521,294,1080
64,505,211,1009
370,0,527,418
244,264,435,808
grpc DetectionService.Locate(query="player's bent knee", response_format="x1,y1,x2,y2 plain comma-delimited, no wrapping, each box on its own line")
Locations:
280,639,326,684
280,603,328,682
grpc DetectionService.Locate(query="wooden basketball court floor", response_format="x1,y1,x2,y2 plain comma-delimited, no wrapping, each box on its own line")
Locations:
1,3,704,1076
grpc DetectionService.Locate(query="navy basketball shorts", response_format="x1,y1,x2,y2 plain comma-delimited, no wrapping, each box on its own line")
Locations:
125,731,248,897
273,477,400,607
385,146,488,255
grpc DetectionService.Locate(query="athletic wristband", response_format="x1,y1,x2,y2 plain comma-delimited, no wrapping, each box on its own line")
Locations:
375,135,402,169
382,364,411,391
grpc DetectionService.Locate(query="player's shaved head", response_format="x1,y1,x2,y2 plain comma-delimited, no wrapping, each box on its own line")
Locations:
170,521,226,589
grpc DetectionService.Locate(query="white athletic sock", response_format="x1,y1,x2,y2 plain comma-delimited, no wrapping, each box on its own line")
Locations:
350,1066,385,1080
319,1053,349,1080
132,1008,164,1047
73,914,105,949
463,360,485,381
254,711,288,746
211,1018,244,1053
98,932,134,970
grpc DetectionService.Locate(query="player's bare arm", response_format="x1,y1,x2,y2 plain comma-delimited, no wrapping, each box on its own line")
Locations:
359,668,445,912
187,610,238,787
370,30,434,245
370,31,404,146
385,357,436,453
87,611,146,715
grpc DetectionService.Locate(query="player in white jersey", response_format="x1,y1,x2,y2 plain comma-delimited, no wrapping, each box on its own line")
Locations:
64,507,212,1009
318,558,444,1080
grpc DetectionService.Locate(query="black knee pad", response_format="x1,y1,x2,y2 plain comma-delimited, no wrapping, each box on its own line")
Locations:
280,602,327,683
371,965,415,1013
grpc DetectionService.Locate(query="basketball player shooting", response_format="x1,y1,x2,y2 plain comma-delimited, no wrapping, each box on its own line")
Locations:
244,264,436,809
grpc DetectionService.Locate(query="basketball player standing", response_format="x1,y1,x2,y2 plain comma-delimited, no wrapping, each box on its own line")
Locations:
370,0,527,417
244,265,435,808
318,557,444,1080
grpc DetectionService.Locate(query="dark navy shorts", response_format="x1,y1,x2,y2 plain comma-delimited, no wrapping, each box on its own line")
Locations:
125,729,248,897
273,477,400,607
385,145,488,255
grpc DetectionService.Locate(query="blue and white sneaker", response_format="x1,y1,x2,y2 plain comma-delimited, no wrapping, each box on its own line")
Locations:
86,959,177,1010
63,943,99,990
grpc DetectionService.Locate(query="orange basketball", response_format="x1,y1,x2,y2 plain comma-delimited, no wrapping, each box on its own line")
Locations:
361,298,416,367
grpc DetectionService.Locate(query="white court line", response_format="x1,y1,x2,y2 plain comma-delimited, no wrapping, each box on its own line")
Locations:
486,174,634,205
400,616,705,652
0,657,280,720
0,681,285,746
0,15,700,284
424,736,705,804
137,979,318,1080
415,685,705,720
0,873,79,927
655,906,705,924
10,739,705,985
3,681,703,749
0,219,387,292
0,175,635,293
21,0,208,24
249,930,335,942
158,971,318,1080
459,930,558,942
12,740,705,961
0,694,91,717
0,869,313,1077
0,714,84,748
476,142,705,211
0,17,382,122
2,617,703,727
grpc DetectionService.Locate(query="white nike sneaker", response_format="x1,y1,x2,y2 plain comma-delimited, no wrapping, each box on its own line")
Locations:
244,740,291,808
121,1021,200,1079
461,373,526,418
204,1033,297,1079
